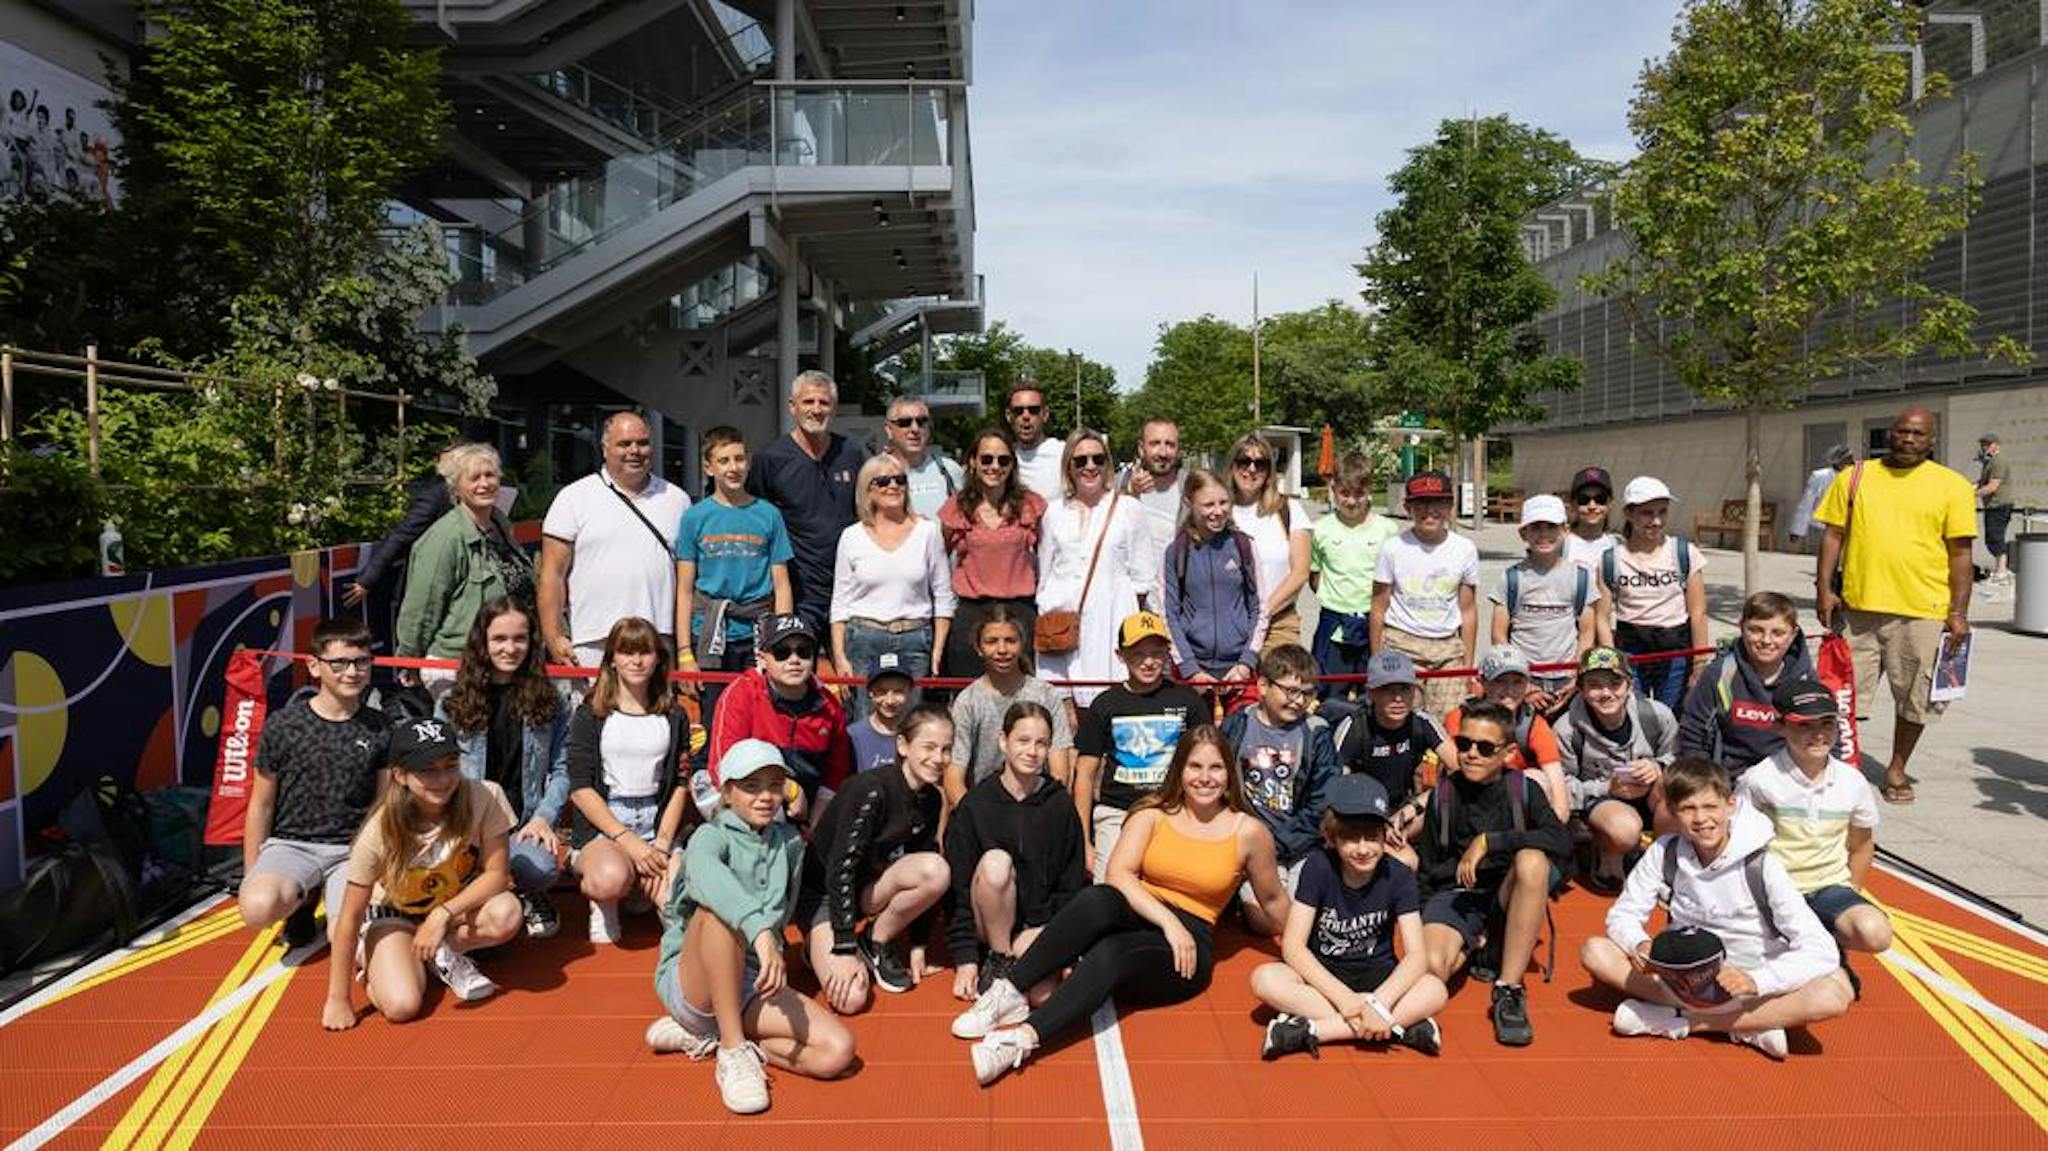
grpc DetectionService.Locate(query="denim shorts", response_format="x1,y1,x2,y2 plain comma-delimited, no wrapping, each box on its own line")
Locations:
1804,884,1872,935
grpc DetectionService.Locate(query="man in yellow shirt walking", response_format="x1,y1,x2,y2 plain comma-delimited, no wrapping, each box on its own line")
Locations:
1812,407,1976,806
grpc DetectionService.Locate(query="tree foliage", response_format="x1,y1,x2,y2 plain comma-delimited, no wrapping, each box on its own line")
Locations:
1126,315,1254,456
907,322,1120,453
1592,0,2028,587
1359,115,1603,440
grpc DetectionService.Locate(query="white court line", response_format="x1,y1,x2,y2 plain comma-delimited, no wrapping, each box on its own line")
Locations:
1875,860,2048,946
1088,1001,1144,1151
1876,948,2048,1048
5,958,290,1151
0,893,230,1027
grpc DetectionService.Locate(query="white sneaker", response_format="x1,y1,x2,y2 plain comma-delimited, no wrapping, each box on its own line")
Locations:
1732,1028,1788,1060
589,899,621,945
1612,999,1689,1040
951,978,1030,1039
646,1016,718,1059
429,943,498,1002
715,1042,771,1114
970,1027,1035,1086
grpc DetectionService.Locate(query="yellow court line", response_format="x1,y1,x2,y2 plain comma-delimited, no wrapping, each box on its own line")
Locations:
155,963,299,1151
120,964,277,1151
1893,925,2048,1084
98,925,279,1151
44,916,249,1008
1886,925,2048,1131
1880,905,2048,983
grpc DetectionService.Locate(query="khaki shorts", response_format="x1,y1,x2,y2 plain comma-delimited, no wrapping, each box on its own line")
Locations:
1383,628,1472,721
1262,605,1303,656
1844,608,1947,726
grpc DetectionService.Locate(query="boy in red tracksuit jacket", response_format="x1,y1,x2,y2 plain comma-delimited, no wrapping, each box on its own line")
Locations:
708,614,853,807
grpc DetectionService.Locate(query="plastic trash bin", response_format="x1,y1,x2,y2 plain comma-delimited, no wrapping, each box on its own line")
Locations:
2014,530,2048,636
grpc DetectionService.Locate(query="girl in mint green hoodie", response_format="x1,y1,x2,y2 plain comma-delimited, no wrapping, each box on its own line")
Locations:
647,739,855,1115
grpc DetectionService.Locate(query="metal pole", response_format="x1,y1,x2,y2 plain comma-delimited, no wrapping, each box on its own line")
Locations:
1251,273,1262,428
1072,350,1081,433
86,343,101,478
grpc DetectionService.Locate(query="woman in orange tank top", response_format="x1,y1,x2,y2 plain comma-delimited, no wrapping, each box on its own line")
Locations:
950,724,1293,1085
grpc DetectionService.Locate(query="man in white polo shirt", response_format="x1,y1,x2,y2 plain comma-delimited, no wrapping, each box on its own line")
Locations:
538,411,692,673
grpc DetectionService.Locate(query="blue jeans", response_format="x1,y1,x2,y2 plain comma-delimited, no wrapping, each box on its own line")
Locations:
509,838,559,896
1310,609,1372,702
1617,624,1690,712
842,619,932,718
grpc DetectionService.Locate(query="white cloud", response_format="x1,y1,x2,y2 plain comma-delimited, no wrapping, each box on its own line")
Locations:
970,1,1682,388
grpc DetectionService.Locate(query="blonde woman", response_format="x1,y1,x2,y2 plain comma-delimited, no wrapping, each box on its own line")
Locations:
1227,434,1312,653
830,453,957,714
396,442,534,699
1035,430,1159,711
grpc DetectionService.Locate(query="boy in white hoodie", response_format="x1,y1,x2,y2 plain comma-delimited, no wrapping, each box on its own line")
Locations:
1579,756,1852,1059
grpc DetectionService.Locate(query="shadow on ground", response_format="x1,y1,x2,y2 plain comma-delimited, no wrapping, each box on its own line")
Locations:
1970,747,2048,819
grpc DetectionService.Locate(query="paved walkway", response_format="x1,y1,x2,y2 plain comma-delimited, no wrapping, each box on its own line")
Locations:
1302,516,2048,927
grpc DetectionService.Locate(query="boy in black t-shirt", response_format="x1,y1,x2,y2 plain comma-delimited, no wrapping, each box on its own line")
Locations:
1252,775,1447,1059
238,618,391,950
1071,612,1210,880
1329,652,1454,849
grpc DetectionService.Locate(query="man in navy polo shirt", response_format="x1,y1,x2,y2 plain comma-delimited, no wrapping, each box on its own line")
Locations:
746,370,867,631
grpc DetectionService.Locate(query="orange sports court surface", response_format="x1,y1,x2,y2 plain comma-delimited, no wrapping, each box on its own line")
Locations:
3,862,2043,1151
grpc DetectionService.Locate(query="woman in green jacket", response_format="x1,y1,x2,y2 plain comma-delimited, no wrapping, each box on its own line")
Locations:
397,443,535,699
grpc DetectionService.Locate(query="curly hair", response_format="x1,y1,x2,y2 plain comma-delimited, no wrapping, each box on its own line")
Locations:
443,598,559,734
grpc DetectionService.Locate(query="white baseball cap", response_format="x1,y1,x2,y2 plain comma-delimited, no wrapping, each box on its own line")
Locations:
1622,476,1673,507
1519,494,1568,527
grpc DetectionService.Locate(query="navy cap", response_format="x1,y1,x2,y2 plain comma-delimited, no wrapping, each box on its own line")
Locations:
1326,774,1392,820
1365,650,1419,689
756,613,816,650
866,651,913,689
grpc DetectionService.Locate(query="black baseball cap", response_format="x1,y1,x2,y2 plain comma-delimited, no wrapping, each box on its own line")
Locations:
1404,470,1453,501
1570,466,1613,497
756,613,816,650
1772,676,1838,723
1326,774,1391,820
866,651,913,689
390,717,458,773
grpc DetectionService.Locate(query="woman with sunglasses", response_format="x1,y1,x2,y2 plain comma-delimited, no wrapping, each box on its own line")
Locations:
1227,433,1313,655
1036,430,1159,711
830,454,957,716
939,428,1047,678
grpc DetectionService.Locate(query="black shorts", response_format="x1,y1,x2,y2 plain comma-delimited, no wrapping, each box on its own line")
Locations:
1421,865,1567,951
1325,959,1400,994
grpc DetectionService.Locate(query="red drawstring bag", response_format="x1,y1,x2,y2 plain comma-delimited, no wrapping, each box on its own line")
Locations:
1815,633,1860,763
204,650,270,846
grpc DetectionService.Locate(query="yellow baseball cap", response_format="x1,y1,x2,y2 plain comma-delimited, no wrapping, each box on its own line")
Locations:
1118,611,1172,648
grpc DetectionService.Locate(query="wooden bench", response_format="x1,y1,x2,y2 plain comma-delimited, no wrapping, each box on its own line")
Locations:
1486,489,1525,523
1693,498,1776,550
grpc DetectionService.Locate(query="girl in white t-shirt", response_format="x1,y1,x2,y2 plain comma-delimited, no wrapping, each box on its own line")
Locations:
1227,433,1311,654
1598,478,1708,712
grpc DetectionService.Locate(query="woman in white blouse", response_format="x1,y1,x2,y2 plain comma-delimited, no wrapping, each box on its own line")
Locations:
1036,429,1159,711
831,453,956,712
1227,433,1312,654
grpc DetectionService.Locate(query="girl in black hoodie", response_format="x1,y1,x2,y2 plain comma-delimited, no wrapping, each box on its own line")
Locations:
1678,592,1815,782
944,702,1090,1001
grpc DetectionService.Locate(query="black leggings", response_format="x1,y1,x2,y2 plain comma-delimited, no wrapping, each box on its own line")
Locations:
1007,885,1214,1041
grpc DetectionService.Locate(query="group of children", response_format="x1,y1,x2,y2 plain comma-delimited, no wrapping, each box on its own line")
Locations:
231,449,1891,1115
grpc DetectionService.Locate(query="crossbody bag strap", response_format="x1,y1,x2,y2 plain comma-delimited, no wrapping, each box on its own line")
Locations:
603,476,674,556
1073,489,1122,617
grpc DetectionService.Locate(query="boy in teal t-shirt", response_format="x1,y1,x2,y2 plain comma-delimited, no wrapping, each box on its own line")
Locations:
1311,452,1400,701
676,427,795,721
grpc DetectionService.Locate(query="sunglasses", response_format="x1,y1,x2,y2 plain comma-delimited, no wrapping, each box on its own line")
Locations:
1454,736,1505,757
977,453,1013,467
1574,494,1608,506
889,415,930,428
319,655,375,674
1233,455,1271,471
869,473,909,489
768,641,817,662
1008,403,1044,416
1070,453,1107,469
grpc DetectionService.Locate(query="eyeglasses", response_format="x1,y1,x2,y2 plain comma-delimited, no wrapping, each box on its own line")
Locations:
1233,456,1271,472
1574,494,1608,506
869,474,909,489
977,453,1013,467
1269,682,1312,703
1070,453,1107,469
1454,736,1504,757
889,415,930,428
768,641,817,662
1008,403,1044,416
319,656,374,675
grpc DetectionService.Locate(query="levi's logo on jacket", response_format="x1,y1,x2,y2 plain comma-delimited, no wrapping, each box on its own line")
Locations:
1729,700,1777,728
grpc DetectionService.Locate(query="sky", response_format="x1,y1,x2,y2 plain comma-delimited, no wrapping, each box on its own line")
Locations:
969,1,1688,391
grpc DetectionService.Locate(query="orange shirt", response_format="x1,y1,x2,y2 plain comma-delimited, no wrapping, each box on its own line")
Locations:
1138,814,1242,925
1441,705,1560,775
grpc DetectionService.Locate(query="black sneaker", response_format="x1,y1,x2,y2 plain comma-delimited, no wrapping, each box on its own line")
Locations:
282,903,318,949
978,950,1016,996
1396,1017,1443,1056
1261,1013,1319,1061
1842,956,1862,1001
520,891,560,940
1468,928,1503,984
858,926,914,994
1490,983,1533,1047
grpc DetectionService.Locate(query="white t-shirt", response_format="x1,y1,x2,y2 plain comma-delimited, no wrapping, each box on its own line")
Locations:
542,472,692,645
903,453,965,519
1015,437,1067,503
829,517,959,623
1373,530,1480,639
1128,468,1185,559
1564,531,1617,575
1232,500,1311,605
600,711,673,798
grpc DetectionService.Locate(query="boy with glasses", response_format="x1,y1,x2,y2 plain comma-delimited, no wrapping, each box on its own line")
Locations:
705,614,853,814
884,396,964,517
1220,644,1339,932
1004,381,1065,502
1370,471,1480,720
1413,699,1572,1047
1070,612,1210,879
238,618,392,950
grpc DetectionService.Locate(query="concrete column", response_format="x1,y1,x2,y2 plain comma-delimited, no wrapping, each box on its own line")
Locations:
817,295,836,377
778,258,801,435
776,0,796,81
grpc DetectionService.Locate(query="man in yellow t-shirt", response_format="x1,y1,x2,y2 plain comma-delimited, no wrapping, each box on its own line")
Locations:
1812,406,1975,806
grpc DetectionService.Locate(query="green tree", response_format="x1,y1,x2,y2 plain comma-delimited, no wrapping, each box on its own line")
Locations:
902,322,1120,455
1258,301,1380,439
1593,0,2028,591
1359,115,1603,510
1125,315,1254,456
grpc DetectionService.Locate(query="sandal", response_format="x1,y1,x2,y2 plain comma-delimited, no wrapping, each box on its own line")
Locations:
1880,780,1916,805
